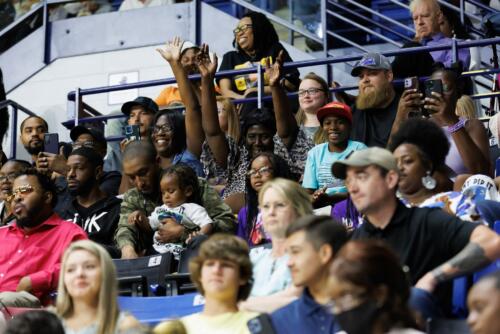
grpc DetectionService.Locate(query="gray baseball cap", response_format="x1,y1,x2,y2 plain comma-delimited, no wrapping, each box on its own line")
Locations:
331,147,398,180
351,52,392,77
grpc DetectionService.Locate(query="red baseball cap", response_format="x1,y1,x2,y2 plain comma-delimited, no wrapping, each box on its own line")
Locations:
316,102,352,125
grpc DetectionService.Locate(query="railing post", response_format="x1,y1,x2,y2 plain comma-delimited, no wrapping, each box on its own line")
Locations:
195,0,201,46
452,37,458,64
321,0,331,85
459,0,465,25
42,0,50,64
75,87,81,127
257,63,263,109
10,104,18,159
288,0,294,45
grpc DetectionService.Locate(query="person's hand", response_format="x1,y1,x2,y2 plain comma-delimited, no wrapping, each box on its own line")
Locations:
196,44,218,79
16,276,32,292
397,89,424,119
243,87,258,97
155,218,185,243
37,147,67,175
157,36,183,64
312,187,327,203
120,138,134,153
121,245,139,259
424,91,458,126
265,50,284,87
415,271,438,293
127,210,150,232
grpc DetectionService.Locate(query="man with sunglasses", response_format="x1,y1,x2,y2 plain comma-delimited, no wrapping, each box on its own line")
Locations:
0,159,31,226
0,169,87,307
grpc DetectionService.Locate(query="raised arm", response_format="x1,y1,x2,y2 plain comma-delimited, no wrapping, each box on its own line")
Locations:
424,92,491,175
197,44,230,168
267,50,298,149
157,37,204,158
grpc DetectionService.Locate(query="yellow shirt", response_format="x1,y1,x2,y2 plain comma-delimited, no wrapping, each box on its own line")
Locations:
181,311,258,334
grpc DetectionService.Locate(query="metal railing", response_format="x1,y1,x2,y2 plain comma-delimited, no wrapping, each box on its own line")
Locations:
66,36,500,127
0,100,37,158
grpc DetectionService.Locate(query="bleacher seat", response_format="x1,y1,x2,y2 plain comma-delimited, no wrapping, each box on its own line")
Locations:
114,253,174,297
426,318,470,334
165,248,198,296
118,293,204,326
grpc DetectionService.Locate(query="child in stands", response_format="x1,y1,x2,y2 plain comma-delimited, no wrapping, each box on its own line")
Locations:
129,163,212,258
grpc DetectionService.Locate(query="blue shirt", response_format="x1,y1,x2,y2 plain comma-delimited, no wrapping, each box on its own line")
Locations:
422,33,470,70
270,289,341,334
302,140,367,195
173,149,205,177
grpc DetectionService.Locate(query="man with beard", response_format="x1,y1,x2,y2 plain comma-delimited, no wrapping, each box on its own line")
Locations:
115,141,236,259
19,116,48,163
0,169,87,307
56,148,121,258
350,53,399,148
0,159,31,226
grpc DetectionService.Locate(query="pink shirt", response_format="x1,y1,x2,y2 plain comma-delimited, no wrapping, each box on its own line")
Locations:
0,213,87,303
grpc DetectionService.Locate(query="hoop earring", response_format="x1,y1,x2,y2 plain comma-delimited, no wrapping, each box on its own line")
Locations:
421,171,437,190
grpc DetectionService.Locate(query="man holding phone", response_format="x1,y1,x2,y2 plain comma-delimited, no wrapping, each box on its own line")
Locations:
120,96,159,150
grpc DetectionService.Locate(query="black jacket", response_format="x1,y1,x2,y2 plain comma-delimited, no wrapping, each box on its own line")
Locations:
57,196,122,258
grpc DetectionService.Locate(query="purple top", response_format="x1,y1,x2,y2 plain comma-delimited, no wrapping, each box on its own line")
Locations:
422,33,470,70
237,205,270,246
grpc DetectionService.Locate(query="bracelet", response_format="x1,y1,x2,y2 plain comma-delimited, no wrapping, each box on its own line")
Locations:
447,118,467,134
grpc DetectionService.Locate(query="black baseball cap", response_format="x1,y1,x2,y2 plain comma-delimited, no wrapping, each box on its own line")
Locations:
121,96,159,116
70,125,106,145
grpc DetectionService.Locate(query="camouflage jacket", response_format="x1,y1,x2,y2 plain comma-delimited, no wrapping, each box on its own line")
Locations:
115,178,236,252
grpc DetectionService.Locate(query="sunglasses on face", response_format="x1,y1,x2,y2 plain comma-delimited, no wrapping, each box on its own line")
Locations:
233,24,253,35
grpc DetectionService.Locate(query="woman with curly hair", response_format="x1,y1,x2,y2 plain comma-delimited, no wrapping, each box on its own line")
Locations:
218,11,300,100
388,118,486,223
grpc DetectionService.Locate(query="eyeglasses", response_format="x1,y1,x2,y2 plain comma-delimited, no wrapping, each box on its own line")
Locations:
0,173,20,183
72,141,95,149
298,88,324,97
153,124,173,134
233,24,253,35
247,166,273,178
12,184,38,197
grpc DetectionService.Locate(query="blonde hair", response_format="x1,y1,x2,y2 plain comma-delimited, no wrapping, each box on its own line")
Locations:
189,234,253,302
153,319,187,334
56,240,119,334
258,178,313,217
456,95,477,119
295,73,330,145
216,96,240,142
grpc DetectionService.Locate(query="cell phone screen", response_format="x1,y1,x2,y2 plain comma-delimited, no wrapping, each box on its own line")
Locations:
424,79,443,98
44,133,59,154
124,125,141,141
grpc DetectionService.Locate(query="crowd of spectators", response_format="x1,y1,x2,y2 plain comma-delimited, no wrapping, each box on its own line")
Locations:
1,0,500,333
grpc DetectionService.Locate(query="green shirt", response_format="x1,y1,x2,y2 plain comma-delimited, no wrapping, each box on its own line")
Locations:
115,178,236,251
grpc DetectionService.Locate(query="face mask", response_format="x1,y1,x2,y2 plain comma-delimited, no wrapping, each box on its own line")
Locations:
336,300,380,334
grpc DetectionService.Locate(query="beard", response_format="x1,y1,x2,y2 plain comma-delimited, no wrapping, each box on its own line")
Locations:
68,178,95,197
24,143,44,156
15,202,47,229
356,81,394,110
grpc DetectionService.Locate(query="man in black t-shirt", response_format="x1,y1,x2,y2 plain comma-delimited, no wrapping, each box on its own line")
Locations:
331,147,500,315
56,147,121,258
349,53,399,147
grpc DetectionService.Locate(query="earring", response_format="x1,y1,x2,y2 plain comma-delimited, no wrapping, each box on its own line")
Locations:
421,171,437,190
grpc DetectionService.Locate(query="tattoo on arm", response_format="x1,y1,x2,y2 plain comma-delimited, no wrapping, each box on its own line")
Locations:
432,242,490,284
